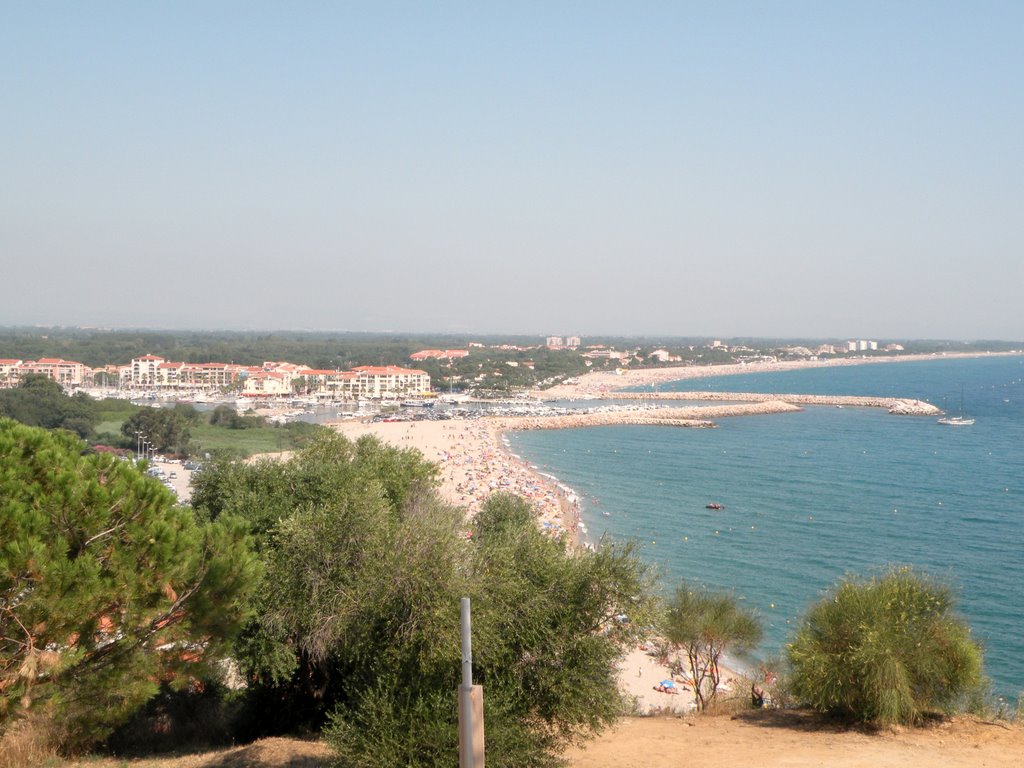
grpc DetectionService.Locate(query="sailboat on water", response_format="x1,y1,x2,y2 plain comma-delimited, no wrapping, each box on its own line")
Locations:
938,385,974,426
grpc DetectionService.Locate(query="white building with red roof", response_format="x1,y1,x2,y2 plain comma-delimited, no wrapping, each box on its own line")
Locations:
20,358,88,386
241,371,292,396
409,349,469,361
0,359,24,387
121,355,247,389
351,365,430,397
110,356,429,398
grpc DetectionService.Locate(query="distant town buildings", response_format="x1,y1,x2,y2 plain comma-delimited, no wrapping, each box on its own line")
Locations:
843,340,879,352
784,346,814,357
409,349,469,361
649,349,682,363
545,335,582,350
120,355,246,389
347,366,431,397
0,357,88,387
582,348,627,360
0,359,24,386
106,355,431,399
0,337,927,396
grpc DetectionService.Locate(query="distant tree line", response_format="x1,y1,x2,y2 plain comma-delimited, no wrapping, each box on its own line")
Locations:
5,327,1017,389
0,328,548,369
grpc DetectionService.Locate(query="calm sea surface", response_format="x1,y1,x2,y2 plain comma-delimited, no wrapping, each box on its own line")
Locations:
509,356,1024,701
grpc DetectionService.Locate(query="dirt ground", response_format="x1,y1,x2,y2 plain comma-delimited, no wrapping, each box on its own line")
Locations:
57,737,332,768
49,713,1024,768
564,711,1024,768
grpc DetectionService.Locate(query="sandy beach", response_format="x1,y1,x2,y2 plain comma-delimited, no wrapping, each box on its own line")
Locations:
538,351,1022,400
329,419,582,537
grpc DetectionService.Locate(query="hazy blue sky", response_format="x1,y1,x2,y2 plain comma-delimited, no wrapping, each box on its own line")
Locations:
2,2,1022,339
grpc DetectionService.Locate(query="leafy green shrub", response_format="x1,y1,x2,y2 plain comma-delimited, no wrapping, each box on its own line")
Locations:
198,427,655,768
787,566,986,725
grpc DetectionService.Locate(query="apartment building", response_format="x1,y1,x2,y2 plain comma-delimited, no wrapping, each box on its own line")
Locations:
19,358,89,386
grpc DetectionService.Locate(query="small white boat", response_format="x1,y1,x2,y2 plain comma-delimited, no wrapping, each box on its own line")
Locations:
937,415,975,426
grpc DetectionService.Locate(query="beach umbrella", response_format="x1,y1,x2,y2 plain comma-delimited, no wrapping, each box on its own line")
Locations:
660,679,675,688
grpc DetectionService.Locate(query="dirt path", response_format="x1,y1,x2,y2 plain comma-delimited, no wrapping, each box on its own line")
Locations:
51,713,1024,768
564,712,1024,768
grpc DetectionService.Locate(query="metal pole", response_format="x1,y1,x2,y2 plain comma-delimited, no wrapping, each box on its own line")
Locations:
461,597,472,689
459,597,484,768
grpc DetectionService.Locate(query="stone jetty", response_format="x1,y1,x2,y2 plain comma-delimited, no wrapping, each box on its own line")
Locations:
499,400,803,431
606,391,942,415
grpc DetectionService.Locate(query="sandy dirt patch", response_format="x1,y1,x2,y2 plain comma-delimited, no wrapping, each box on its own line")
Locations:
564,712,1024,768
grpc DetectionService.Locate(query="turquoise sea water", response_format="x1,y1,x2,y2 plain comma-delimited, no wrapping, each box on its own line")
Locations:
509,356,1024,702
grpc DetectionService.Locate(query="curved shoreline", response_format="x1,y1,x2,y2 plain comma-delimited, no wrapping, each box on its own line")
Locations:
537,350,1024,400
328,354,994,538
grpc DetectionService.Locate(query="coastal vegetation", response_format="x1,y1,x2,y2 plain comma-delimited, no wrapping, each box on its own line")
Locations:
0,388,1011,764
186,437,655,768
663,584,762,711
787,567,987,725
0,420,258,751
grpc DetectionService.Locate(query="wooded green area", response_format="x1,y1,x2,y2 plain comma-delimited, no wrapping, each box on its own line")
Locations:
0,376,325,458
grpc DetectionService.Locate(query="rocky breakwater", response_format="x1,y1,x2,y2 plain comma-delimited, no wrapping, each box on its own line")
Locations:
496,401,802,431
885,399,943,415
609,391,941,416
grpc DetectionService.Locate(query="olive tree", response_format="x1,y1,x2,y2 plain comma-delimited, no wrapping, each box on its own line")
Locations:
787,566,986,725
195,430,655,768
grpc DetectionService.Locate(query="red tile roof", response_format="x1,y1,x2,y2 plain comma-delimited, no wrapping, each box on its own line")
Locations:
352,365,427,375
410,349,468,360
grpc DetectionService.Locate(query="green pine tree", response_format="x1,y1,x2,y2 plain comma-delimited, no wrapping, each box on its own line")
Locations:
0,419,260,751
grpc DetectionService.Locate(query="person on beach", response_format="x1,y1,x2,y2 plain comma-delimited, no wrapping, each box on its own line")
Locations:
751,683,765,708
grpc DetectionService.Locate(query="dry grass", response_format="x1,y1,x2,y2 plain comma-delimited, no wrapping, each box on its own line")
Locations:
0,714,63,768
